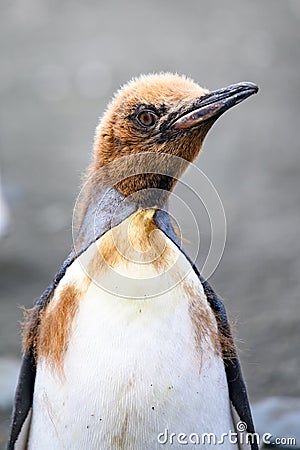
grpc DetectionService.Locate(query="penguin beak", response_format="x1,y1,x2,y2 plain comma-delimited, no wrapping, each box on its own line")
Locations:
171,82,259,130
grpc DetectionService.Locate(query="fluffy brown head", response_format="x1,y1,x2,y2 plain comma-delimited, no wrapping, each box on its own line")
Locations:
94,73,208,166
89,73,258,203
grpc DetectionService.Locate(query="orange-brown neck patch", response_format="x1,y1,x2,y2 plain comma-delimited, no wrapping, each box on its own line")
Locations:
88,209,177,276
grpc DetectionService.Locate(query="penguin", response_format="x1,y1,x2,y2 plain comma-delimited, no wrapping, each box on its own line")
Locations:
8,73,259,450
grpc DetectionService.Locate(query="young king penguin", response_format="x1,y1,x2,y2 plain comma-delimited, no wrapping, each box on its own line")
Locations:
8,73,259,450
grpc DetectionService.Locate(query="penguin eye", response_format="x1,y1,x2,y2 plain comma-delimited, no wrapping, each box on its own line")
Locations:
137,110,158,127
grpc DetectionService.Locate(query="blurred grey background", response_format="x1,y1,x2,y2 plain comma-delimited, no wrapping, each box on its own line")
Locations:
0,0,300,446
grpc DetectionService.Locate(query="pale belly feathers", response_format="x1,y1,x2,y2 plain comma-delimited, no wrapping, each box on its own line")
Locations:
27,210,236,450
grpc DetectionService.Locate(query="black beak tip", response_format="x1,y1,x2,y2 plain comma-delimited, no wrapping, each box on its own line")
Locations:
224,81,259,99
237,81,259,94
231,81,259,106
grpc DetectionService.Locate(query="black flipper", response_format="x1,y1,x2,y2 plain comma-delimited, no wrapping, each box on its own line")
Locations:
7,350,35,450
200,278,258,449
200,277,256,432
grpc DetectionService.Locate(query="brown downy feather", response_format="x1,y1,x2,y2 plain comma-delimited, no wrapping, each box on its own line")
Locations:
23,283,89,373
185,282,237,362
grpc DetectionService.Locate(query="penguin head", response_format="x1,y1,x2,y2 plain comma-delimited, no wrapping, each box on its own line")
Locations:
92,73,258,201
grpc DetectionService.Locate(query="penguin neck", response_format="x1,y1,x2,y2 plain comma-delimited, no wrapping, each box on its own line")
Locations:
73,184,173,261
96,208,169,272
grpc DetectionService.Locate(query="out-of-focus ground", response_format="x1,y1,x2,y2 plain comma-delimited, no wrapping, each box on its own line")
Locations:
1,0,300,447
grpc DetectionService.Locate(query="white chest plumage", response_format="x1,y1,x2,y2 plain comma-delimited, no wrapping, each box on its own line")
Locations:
27,211,236,450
